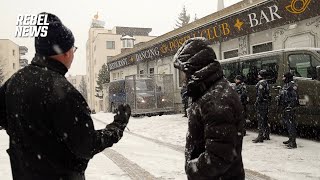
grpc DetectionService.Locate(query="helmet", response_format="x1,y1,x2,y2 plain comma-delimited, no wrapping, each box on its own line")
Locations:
173,37,217,75
258,69,268,78
283,72,294,82
235,75,244,82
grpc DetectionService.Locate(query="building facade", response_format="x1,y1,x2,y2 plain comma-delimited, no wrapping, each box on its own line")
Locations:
66,75,86,92
107,0,320,112
19,46,28,69
0,39,20,84
86,17,156,112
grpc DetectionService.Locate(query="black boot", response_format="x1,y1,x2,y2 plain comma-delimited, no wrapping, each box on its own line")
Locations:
263,135,270,140
286,141,297,149
283,139,290,145
286,138,297,149
252,136,264,143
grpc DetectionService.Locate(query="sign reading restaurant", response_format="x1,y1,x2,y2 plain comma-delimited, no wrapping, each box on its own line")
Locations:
108,0,319,71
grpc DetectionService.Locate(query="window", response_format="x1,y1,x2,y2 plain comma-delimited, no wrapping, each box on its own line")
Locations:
139,70,144,76
252,42,272,54
13,63,16,70
289,54,320,79
106,41,115,49
94,45,96,51
120,71,124,79
112,73,117,80
149,68,154,75
222,62,240,83
241,55,279,85
223,49,238,59
12,50,15,56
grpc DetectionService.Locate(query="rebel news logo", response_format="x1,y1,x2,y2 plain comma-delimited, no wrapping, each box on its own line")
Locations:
15,14,49,37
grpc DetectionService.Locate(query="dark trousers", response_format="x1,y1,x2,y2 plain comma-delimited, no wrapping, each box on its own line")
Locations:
257,106,270,138
242,104,247,120
283,110,297,140
183,100,188,116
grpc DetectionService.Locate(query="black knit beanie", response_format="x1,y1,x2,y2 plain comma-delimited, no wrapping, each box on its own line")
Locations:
35,12,75,56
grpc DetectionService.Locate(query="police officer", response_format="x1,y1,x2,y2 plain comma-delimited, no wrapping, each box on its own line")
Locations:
277,72,298,148
234,75,248,135
253,70,271,143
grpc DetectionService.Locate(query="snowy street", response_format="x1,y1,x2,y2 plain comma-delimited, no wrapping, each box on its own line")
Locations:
1,113,320,180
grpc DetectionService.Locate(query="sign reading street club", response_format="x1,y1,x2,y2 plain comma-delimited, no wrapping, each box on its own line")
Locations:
108,0,319,71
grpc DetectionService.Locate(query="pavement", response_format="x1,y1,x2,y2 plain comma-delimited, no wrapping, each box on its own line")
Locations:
0,117,307,180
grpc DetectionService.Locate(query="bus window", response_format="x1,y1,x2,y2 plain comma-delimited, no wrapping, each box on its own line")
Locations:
289,54,319,79
242,59,260,85
241,56,279,85
261,57,279,84
222,62,239,83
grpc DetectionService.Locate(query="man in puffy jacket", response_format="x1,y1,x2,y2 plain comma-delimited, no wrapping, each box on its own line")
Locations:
174,37,245,180
0,12,131,180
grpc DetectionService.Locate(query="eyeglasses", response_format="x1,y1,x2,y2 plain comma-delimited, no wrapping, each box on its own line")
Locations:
73,46,78,53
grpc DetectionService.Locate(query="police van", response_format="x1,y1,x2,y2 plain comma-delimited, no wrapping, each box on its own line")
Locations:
220,48,320,130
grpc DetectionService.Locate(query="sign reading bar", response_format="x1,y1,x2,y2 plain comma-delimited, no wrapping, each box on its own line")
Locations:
108,0,319,71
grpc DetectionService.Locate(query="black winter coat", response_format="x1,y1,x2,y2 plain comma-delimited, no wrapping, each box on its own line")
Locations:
185,61,245,180
0,55,124,180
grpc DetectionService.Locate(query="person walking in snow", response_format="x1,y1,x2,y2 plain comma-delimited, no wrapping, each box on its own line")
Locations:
174,37,245,180
0,12,131,180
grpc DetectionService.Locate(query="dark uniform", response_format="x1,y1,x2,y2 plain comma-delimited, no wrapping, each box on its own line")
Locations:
253,70,271,143
234,75,248,135
234,76,249,119
277,72,298,148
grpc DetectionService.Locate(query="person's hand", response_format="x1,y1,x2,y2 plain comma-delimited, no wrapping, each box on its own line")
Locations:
114,104,131,126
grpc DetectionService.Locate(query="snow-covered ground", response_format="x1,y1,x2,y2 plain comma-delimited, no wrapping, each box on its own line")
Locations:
93,113,320,180
1,113,319,180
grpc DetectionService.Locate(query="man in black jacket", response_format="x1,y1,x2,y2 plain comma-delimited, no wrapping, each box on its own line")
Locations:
174,37,245,180
0,12,131,180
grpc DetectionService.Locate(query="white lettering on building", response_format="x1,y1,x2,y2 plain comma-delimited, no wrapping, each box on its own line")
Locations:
135,47,160,62
248,5,282,28
108,58,128,71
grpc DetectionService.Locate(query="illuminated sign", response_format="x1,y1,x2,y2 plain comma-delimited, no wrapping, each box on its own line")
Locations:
108,0,319,71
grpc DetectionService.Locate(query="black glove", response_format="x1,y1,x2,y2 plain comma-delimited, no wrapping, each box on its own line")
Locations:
113,104,131,128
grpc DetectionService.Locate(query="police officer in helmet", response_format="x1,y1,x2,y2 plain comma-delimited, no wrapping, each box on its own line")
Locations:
277,72,298,148
253,69,271,143
234,75,248,135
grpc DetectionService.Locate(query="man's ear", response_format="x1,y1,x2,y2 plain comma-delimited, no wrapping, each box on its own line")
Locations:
64,51,71,58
